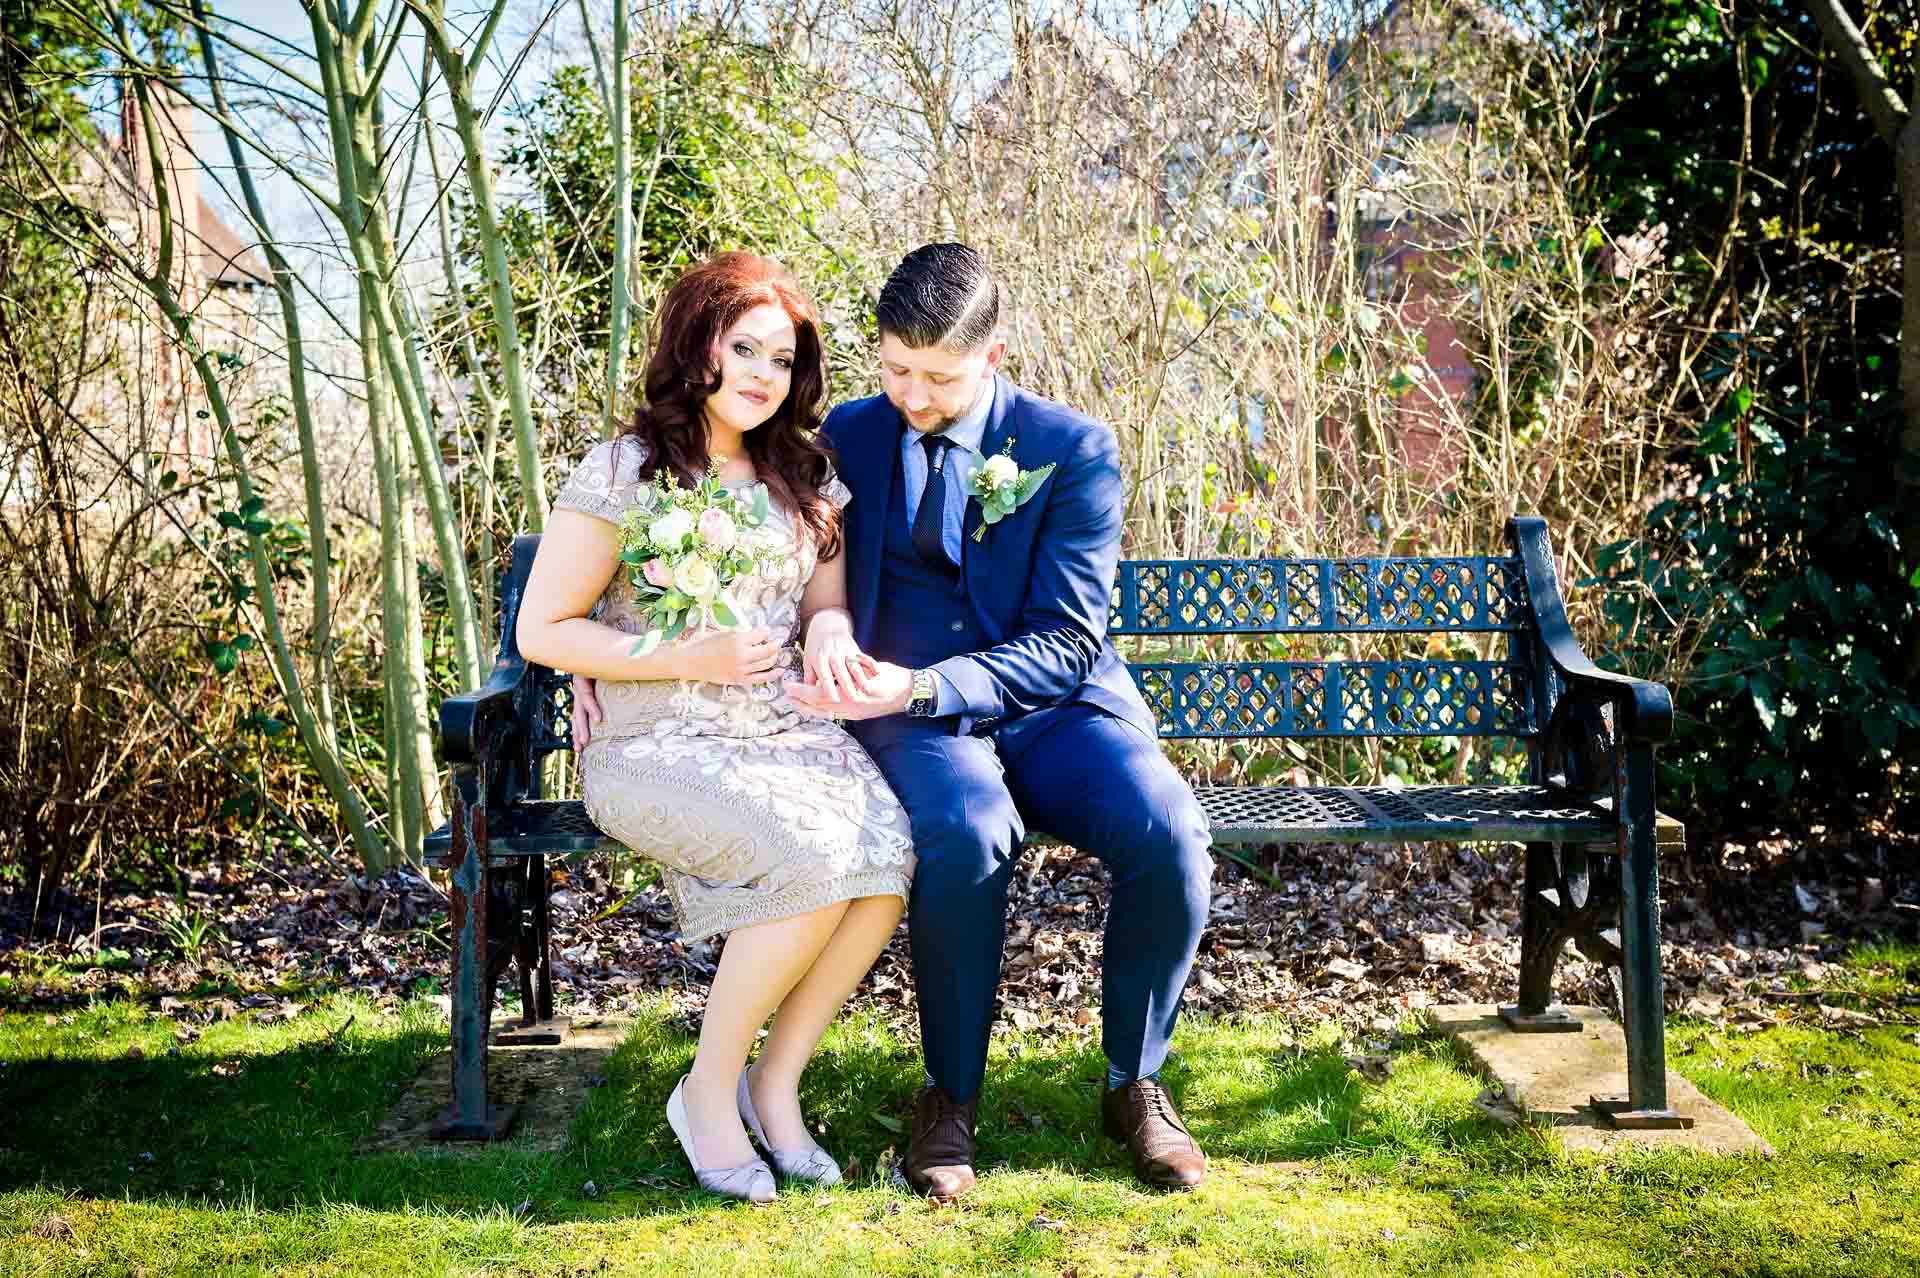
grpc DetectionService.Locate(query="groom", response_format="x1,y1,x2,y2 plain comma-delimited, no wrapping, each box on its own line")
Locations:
785,243,1215,1197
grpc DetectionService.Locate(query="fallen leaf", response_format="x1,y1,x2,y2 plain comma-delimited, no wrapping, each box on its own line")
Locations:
1344,1053,1393,1082
1473,1086,1528,1128
1325,958,1368,982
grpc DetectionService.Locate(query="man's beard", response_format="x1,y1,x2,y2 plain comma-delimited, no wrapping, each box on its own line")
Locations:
892,399,962,434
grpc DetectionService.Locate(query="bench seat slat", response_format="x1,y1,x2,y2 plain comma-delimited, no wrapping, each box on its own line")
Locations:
424,799,617,863
1190,784,1613,846
428,785,1652,864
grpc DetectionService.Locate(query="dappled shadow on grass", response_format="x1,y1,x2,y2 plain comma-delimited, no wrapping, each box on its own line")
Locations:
0,998,1526,1222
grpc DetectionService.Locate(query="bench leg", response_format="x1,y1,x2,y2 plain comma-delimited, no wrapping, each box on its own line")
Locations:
533,854,557,1023
431,785,515,1141
490,855,571,1047
1500,842,1583,1033
1593,744,1691,1130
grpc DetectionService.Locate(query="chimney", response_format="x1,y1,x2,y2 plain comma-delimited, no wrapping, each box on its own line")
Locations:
121,76,201,291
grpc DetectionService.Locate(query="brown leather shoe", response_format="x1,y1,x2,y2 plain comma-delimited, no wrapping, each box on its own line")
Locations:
902,1085,978,1201
1102,1078,1206,1190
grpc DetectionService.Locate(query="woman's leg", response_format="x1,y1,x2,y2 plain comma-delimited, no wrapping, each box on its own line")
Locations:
748,893,906,1148
678,901,851,1167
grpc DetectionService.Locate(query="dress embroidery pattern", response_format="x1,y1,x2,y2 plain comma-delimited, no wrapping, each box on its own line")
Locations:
554,438,911,941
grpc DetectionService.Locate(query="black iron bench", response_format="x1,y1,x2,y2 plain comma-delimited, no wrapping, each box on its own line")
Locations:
424,515,1689,1139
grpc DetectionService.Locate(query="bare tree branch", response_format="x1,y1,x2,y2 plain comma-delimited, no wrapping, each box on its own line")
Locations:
1798,0,1909,148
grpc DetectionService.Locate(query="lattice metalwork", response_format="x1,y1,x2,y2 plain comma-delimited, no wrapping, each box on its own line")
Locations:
1132,660,1532,738
1196,784,1615,846
529,667,574,758
1112,556,1529,635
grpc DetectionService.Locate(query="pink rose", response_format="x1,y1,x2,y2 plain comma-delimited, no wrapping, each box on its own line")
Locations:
698,507,738,550
643,557,673,588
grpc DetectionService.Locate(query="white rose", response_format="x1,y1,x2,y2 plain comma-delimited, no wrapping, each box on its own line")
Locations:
981,454,1019,489
672,555,718,599
648,508,695,550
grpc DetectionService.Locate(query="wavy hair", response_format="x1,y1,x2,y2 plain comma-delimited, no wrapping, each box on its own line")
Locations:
618,252,841,558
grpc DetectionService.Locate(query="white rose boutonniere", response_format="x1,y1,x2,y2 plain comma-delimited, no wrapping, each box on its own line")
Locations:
965,438,1056,542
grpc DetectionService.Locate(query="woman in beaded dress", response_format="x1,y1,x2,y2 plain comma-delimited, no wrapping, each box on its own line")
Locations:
516,254,914,1203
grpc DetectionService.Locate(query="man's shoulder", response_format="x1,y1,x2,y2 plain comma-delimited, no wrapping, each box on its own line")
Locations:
1001,381,1114,461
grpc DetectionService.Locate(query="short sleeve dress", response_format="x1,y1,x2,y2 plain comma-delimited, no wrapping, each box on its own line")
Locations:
552,437,915,941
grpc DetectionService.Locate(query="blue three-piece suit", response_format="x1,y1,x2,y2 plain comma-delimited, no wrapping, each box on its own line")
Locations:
824,375,1215,1103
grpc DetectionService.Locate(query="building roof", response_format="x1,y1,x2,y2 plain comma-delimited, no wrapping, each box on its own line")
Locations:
193,194,271,288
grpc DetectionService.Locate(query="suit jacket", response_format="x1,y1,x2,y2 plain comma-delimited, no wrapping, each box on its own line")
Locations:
822,374,1156,746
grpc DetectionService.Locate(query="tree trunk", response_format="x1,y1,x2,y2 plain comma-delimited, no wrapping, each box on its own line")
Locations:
1900,108,1920,547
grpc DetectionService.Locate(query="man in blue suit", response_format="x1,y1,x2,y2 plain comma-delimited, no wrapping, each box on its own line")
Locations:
786,244,1214,1198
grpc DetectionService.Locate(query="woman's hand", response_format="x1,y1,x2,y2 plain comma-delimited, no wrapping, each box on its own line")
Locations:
570,674,603,749
803,608,878,703
675,625,785,685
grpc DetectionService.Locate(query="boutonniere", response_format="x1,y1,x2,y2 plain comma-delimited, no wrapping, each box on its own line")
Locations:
965,439,1056,542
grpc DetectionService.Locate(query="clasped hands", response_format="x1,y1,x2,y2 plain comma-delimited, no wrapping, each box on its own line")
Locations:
570,608,913,748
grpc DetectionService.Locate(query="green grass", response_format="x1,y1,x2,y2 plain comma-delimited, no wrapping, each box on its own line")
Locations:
1,945,1916,1277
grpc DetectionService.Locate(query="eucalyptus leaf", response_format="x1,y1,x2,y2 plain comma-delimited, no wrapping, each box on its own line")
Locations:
1013,463,1057,501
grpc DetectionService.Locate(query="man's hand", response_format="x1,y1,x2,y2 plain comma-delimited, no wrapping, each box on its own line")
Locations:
571,673,603,749
787,661,915,720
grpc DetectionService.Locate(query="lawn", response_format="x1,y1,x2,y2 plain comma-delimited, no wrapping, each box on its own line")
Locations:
0,944,1915,1277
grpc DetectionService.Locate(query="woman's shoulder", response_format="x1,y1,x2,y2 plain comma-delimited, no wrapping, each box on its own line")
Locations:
554,435,657,521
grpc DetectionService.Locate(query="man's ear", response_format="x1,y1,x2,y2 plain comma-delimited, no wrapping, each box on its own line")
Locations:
982,339,1007,373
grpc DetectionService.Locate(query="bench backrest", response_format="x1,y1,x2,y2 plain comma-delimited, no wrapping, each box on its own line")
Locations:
484,517,1568,776
1112,554,1537,741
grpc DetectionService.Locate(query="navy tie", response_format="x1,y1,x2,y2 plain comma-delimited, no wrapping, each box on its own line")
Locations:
913,433,958,570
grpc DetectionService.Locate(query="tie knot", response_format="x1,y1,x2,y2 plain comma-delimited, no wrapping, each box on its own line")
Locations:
919,432,955,469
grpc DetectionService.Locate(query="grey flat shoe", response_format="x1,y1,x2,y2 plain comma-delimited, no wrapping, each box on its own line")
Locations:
666,1075,776,1204
738,1065,843,1186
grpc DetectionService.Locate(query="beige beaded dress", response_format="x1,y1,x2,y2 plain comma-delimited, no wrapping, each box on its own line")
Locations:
554,437,914,941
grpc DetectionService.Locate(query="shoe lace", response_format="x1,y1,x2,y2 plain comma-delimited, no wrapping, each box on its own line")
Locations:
922,1089,971,1140
1133,1080,1180,1132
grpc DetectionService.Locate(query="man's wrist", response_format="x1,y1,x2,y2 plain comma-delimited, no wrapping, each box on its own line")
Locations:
904,667,938,716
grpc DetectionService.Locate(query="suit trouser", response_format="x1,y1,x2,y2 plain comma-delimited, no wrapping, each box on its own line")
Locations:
856,703,1214,1104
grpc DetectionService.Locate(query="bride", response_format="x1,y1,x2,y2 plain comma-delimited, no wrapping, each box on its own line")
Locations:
515,253,914,1203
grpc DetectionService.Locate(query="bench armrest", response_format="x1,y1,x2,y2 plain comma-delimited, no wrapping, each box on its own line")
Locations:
440,658,531,766
1509,516,1674,743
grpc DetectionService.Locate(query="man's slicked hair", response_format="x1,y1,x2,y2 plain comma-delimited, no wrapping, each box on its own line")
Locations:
875,242,999,351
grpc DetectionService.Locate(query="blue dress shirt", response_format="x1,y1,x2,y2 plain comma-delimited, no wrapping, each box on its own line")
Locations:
898,378,993,715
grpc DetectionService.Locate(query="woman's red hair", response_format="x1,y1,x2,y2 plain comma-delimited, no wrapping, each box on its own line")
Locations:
619,252,840,558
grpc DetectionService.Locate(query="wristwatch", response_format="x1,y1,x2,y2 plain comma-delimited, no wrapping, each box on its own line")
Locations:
906,668,938,717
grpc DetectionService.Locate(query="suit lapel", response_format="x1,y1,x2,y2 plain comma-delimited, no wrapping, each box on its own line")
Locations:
844,401,902,644
962,375,1017,600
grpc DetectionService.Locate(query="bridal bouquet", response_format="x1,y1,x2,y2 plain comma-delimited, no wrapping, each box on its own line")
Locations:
617,459,773,656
